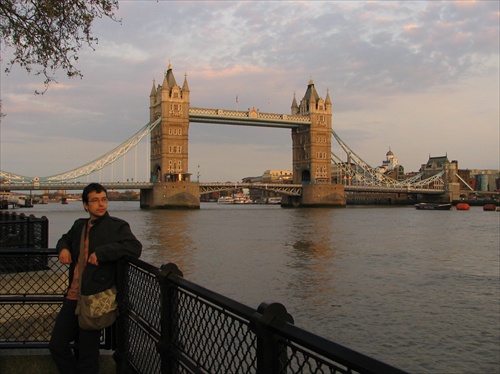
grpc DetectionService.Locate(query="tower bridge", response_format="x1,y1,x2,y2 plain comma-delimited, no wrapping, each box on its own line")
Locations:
1,64,459,208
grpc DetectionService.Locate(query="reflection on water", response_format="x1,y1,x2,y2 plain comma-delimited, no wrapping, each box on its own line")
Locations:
26,201,499,373
139,210,197,274
284,209,338,312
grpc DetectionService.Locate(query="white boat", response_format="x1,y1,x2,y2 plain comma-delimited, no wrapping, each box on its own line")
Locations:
217,196,234,204
233,195,253,204
267,197,282,204
8,195,34,208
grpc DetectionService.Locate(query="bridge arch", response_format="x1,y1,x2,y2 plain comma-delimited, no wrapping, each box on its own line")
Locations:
301,170,311,183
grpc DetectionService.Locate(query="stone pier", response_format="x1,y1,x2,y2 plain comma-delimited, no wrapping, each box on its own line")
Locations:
140,182,200,209
282,184,346,207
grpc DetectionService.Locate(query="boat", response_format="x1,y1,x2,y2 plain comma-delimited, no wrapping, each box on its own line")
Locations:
217,196,234,204
233,195,253,204
266,197,282,204
7,195,34,208
483,204,497,211
415,203,452,210
456,203,470,211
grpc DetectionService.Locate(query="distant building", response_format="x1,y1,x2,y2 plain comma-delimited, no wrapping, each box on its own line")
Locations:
456,169,474,191
419,155,458,179
419,154,458,181
376,148,405,181
377,148,398,172
261,170,293,183
468,169,500,192
421,155,450,171
241,176,262,183
241,171,291,202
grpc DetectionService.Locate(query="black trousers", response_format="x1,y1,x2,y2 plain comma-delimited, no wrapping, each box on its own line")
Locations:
49,299,102,374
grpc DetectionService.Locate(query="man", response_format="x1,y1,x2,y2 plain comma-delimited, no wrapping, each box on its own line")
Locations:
49,183,142,373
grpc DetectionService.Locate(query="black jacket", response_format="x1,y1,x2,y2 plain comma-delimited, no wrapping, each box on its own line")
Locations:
56,212,142,296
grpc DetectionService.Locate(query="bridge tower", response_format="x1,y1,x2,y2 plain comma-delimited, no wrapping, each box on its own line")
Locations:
140,64,200,209
286,80,345,207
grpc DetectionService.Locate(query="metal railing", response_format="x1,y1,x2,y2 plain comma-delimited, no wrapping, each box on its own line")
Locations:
0,248,407,374
0,211,50,275
116,257,407,374
0,249,114,349
0,211,48,249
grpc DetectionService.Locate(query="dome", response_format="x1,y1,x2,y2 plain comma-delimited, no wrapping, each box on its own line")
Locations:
386,149,394,157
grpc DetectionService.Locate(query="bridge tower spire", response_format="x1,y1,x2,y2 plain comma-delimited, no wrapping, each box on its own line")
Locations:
148,64,190,183
292,79,332,184
142,63,200,208
287,79,345,207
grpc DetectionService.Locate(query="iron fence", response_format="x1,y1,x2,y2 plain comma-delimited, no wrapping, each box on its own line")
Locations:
0,248,407,374
0,213,62,349
0,211,49,273
0,211,48,247
116,257,408,374
0,248,114,349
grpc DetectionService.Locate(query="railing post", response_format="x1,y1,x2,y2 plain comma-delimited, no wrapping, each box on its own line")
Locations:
158,263,183,374
114,259,129,374
253,301,294,374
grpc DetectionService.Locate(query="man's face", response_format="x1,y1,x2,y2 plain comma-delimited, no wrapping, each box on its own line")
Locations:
83,191,108,219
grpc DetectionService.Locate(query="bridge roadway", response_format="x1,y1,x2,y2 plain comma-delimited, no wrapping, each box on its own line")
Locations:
189,107,311,128
0,181,445,195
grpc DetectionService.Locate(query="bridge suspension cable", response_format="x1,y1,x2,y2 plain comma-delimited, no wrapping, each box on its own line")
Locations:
330,129,406,187
330,129,445,190
0,170,33,182
42,118,161,182
1,118,161,183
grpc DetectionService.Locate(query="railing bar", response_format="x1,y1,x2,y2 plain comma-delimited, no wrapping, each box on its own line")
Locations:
168,348,207,374
125,309,162,340
0,343,51,349
0,297,64,302
0,248,57,255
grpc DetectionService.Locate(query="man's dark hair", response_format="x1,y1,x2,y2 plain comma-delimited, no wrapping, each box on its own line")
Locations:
82,183,107,204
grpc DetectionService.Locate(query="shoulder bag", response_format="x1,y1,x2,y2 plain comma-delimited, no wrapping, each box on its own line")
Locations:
74,223,117,330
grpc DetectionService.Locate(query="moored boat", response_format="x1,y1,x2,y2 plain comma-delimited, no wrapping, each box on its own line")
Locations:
266,197,282,204
7,195,34,208
233,195,253,204
217,196,234,204
482,204,497,211
456,203,470,211
415,203,452,210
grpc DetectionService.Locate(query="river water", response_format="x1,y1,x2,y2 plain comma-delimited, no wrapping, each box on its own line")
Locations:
23,201,499,373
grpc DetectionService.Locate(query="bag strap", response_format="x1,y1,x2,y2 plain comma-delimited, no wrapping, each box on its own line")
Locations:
77,222,88,296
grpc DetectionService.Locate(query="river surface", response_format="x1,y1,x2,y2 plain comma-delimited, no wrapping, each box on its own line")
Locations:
22,201,500,373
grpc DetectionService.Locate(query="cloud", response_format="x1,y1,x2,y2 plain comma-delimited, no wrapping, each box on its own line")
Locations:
1,1,498,181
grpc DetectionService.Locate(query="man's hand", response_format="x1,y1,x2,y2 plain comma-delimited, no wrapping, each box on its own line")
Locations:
88,253,99,266
58,249,72,265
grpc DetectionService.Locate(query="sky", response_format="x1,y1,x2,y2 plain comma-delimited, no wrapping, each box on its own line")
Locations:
1,0,499,183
